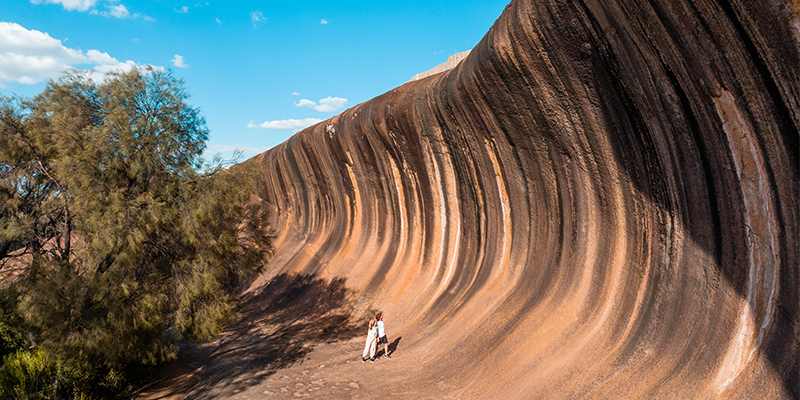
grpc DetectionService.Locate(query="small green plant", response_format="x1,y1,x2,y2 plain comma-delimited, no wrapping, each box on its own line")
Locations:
0,288,26,361
75,391,99,400
0,349,56,400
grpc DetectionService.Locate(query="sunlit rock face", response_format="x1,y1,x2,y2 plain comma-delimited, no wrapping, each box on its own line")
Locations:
253,0,799,398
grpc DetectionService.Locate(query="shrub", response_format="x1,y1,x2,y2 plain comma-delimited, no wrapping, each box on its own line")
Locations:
0,349,55,400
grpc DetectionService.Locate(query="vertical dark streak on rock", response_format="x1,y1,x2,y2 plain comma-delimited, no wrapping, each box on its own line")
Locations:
664,66,723,268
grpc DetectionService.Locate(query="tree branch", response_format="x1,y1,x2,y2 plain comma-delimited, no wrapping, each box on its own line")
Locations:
96,252,116,274
35,158,71,261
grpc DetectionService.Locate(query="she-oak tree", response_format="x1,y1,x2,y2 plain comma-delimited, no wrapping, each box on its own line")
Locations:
0,67,271,394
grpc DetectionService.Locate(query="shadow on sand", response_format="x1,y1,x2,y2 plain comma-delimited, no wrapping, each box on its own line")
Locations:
376,336,402,358
177,273,366,399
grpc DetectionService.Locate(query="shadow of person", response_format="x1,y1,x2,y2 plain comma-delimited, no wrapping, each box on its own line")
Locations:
388,337,402,355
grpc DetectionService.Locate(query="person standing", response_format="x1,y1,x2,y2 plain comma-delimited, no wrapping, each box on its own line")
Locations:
361,319,379,363
376,313,390,358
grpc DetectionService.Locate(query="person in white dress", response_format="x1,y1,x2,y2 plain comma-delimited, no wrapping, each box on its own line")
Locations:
361,319,379,363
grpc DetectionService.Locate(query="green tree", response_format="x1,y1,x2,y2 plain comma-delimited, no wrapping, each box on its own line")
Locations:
0,67,271,397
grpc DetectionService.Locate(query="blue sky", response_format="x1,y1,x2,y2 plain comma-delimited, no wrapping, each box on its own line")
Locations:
0,0,508,161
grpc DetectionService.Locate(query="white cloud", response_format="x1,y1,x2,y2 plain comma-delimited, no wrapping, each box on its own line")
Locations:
0,22,86,85
251,118,322,131
108,4,130,18
318,97,348,111
85,50,140,76
291,92,300,96
296,96,348,112
0,22,84,58
0,22,162,86
91,59,141,76
86,49,117,65
87,53,162,82
89,4,147,19
30,0,98,12
176,6,188,13
171,54,188,68
250,10,265,27
34,0,149,20
321,19,328,24
296,98,316,108
215,17,222,24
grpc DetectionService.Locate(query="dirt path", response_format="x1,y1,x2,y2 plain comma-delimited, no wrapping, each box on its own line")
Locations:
137,273,452,399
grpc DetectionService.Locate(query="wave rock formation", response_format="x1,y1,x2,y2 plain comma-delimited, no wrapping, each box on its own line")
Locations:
253,0,799,398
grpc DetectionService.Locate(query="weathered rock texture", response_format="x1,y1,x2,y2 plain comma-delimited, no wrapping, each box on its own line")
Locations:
252,0,800,398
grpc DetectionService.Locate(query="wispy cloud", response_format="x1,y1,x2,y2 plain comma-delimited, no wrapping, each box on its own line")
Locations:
91,4,130,19
176,6,188,13
109,4,129,18
30,0,98,12
0,22,162,86
215,17,221,24
249,118,322,131
250,10,265,27
320,19,329,25
171,54,188,68
33,0,150,20
296,96,348,113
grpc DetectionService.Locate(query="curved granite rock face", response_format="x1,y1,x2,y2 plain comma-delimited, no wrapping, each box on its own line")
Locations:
253,0,799,398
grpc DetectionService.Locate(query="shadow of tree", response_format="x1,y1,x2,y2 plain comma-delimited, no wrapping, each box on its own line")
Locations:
178,273,365,399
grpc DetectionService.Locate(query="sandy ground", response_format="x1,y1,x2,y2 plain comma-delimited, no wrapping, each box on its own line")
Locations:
136,273,452,399
136,335,441,400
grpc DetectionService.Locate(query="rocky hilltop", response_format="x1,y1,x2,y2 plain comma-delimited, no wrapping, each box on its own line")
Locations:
246,0,799,398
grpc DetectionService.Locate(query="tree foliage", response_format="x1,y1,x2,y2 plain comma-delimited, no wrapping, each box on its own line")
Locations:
0,67,272,397
0,348,56,400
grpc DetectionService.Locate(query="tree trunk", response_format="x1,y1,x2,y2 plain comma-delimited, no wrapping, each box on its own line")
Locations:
52,375,60,400
62,199,70,262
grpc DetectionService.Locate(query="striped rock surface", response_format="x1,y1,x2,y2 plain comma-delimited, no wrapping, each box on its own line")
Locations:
251,0,800,398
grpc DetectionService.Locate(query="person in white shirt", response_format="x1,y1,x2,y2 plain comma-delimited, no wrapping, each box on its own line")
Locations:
361,319,379,363
376,313,390,358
